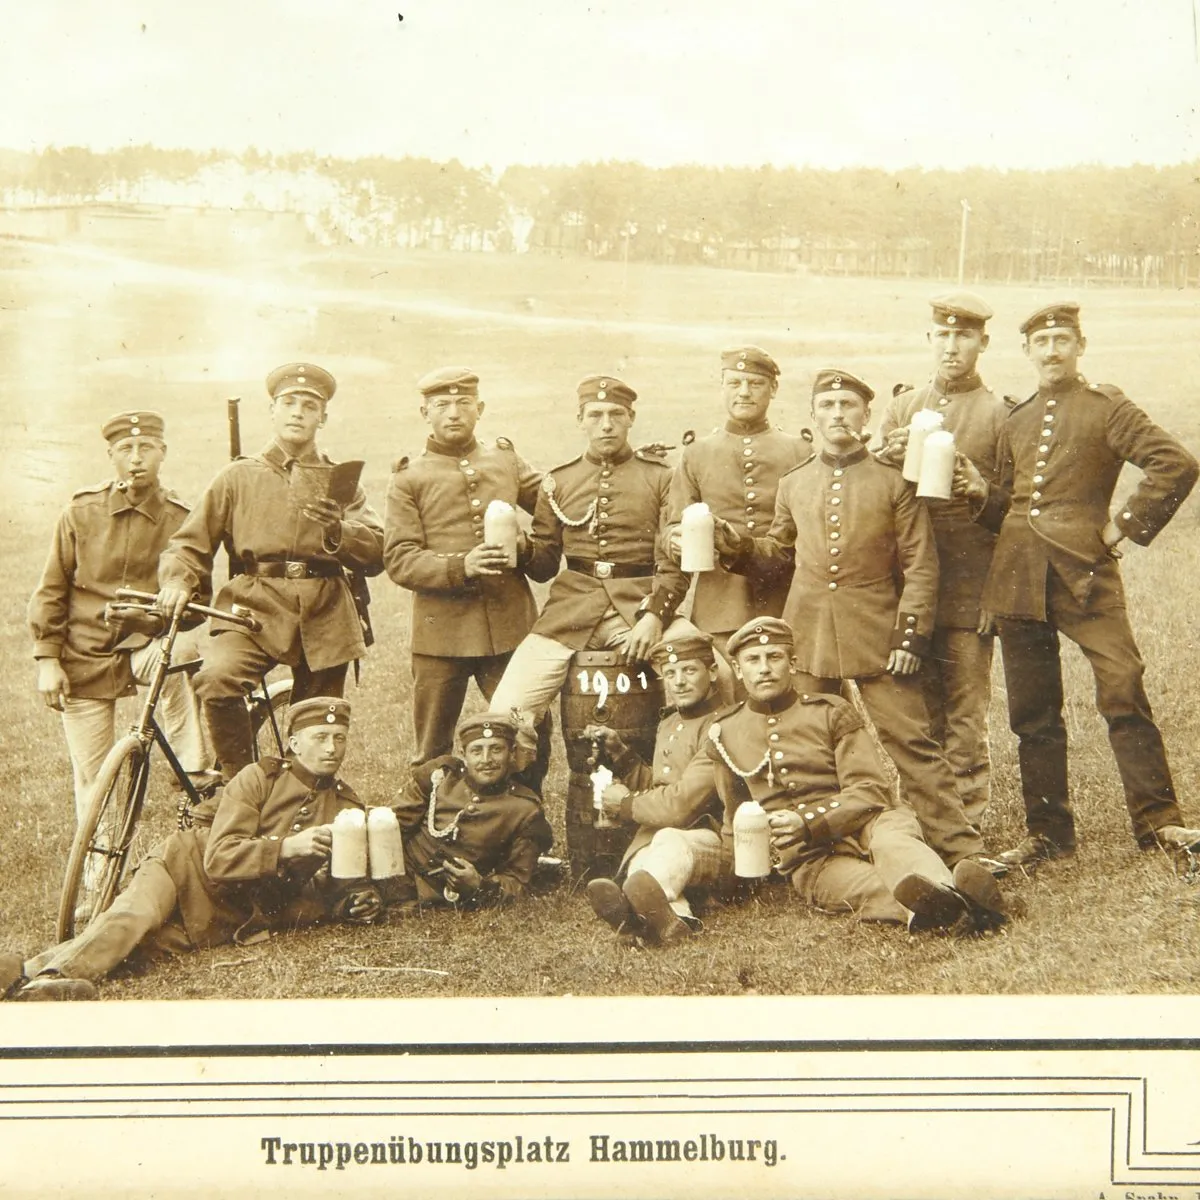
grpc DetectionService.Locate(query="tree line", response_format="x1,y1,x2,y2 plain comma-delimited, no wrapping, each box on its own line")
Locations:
2,146,1197,285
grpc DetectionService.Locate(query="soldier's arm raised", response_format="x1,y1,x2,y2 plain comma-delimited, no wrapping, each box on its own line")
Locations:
325,484,385,575
202,765,282,882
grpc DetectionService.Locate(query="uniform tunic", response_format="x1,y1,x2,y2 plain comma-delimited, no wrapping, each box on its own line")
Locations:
384,436,541,657
668,421,812,632
525,444,686,646
158,442,384,672
877,374,1005,629
975,375,1198,847
29,481,193,698
704,691,954,922
393,757,553,904
733,446,937,678
609,692,723,872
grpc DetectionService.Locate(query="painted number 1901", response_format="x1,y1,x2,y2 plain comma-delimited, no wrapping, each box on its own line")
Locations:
576,669,650,707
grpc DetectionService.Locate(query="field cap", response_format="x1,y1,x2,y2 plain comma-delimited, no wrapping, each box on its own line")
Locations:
102,411,165,444
456,711,519,747
418,366,479,400
649,630,716,668
1019,302,1081,336
726,617,795,658
929,290,992,330
287,697,351,735
812,368,875,404
576,374,637,410
267,362,337,404
721,345,780,378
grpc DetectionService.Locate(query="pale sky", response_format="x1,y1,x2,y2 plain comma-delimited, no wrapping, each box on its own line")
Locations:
3,0,1198,171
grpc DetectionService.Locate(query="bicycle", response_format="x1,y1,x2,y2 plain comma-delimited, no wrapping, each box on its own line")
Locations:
56,589,293,942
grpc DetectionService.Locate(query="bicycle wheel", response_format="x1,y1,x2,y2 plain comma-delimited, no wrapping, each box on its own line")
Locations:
57,735,148,943
248,677,293,761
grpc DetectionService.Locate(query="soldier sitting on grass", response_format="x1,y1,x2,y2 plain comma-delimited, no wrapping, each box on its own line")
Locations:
582,631,725,945
391,712,554,911
0,698,381,1002
703,618,1020,937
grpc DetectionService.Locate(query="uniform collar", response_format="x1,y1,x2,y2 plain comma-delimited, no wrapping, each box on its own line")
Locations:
284,757,338,790
1038,373,1087,399
263,440,323,470
724,417,771,436
426,435,479,458
746,688,800,715
819,445,869,469
108,482,166,521
932,371,983,396
584,444,634,467
664,690,723,720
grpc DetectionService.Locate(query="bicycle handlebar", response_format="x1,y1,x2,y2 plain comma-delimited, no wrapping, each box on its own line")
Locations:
115,588,262,632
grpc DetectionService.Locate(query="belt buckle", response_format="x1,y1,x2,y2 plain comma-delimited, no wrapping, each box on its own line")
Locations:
594,561,613,579
285,561,306,579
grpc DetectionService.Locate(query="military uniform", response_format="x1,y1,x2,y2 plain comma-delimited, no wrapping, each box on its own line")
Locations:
21,699,366,987
28,411,207,821
159,364,384,779
668,346,812,642
705,668,958,924
976,303,1199,851
393,713,553,906
876,293,1008,826
729,371,984,866
489,375,691,722
383,367,542,763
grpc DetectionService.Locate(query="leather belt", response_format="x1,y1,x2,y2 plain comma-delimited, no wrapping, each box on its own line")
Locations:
566,558,654,580
241,558,343,580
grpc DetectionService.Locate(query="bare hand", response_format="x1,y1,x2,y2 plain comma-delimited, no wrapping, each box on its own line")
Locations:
342,886,383,924
464,542,513,578
879,426,909,466
713,517,743,556
280,825,333,862
36,659,71,712
1100,519,1124,550
768,809,804,849
951,453,988,502
301,496,343,537
156,585,194,618
579,723,629,760
623,613,663,663
887,648,922,676
599,782,631,819
443,855,482,894
977,609,996,636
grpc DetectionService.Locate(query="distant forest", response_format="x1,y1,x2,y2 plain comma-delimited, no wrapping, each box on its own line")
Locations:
2,145,1197,285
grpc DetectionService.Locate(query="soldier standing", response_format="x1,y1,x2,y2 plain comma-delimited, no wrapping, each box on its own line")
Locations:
157,364,384,781
29,411,210,825
876,293,1008,829
719,369,991,868
383,367,542,766
959,302,1200,867
667,346,812,662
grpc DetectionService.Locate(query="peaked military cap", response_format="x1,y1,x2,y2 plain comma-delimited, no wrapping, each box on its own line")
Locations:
266,362,337,404
102,411,165,444
929,290,993,330
727,617,795,658
812,368,875,404
649,630,716,668
576,374,637,409
1019,302,1081,336
720,345,780,378
456,710,519,746
287,696,351,735
418,365,480,399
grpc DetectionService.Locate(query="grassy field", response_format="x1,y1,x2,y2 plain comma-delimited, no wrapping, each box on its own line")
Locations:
3,237,1200,1000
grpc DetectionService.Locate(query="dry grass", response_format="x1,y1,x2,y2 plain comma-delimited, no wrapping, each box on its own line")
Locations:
3,238,1200,1000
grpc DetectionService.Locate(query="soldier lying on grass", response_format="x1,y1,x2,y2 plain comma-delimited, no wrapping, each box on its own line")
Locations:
702,618,1020,937
390,711,554,911
0,697,380,1002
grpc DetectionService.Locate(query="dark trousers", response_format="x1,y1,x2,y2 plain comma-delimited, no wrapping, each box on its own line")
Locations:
996,566,1181,848
410,652,514,764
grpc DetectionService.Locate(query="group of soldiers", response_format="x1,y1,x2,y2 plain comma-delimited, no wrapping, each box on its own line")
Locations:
7,289,1199,1000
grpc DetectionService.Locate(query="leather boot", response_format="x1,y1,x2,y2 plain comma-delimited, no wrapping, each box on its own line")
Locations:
204,697,256,782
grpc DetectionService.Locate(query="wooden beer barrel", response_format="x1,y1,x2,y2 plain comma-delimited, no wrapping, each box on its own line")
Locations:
559,650,664,878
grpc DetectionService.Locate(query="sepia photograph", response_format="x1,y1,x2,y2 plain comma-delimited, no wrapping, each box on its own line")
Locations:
2,1,1200,1195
